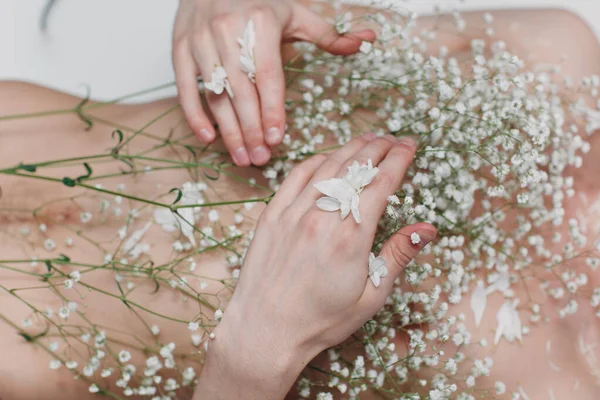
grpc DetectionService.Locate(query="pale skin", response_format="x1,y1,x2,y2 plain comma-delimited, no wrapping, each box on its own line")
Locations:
172,0,376,166
1,7,600,400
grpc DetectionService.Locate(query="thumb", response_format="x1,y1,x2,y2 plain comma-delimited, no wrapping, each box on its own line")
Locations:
377,223,437,289
380,223,437,279
359,222,437,313
286,4,376,56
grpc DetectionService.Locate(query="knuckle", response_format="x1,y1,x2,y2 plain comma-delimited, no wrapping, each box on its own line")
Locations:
172,38,189,57
299,212,323,237
258,207,277,226
243,130,264,146
388,241,413,268
256,64,282,81
191,30,211,48
249,5,275,23
210,13,236,33
392,140,418,156
289,165,309,183
376,171,394,188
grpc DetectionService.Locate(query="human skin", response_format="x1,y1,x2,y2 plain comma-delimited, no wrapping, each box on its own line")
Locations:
1,7,600,400
173,0,375,166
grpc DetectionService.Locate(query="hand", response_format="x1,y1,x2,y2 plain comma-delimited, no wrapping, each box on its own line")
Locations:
173,0,376,166
194,133,437,399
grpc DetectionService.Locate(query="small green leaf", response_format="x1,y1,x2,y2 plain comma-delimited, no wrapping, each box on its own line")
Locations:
17,164,37,173
62,177,76,187
112,129,124,145
169,188,183,205
44,260,52,272
183,145,197,158
57,254,71,263
75,162,93,182
204,170,220,181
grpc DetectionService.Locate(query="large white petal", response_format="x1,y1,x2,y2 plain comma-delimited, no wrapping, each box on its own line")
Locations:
369,256,386,274
369,272,381,287
350,191,361,223
379,264,388,278
204,81,223,95
122,222,152,253
340,203,351,220
470,283,487,328
240,55,255,74
153,208,178,232
314,178,345,198
316,196,341,211
361,167,379,186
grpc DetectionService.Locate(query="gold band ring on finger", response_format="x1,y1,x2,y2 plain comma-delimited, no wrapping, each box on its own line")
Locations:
313,159,379,224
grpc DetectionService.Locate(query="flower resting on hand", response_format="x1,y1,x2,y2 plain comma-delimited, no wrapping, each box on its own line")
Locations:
314,159,379,223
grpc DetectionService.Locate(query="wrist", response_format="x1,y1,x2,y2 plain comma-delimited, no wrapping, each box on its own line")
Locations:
194,309,318,399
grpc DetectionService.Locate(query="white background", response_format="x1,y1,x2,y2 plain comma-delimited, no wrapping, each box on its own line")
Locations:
1,0,599,102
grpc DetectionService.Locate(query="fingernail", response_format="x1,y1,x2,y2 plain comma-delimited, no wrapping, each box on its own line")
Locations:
266,127,282,144
251,146,270,165
414,229,437,245
233,147,250,166
199,128,213,142
398,135,418,148
362,132,376,141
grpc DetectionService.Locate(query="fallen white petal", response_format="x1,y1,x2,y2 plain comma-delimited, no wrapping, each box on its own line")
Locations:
122,222,152,253
177,207,196,247
153,208,178,232
495,300,522,345
470,282,487,327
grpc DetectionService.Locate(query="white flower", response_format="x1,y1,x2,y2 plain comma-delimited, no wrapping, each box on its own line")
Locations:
495,300,523,345
204,66,233,98
237,20,256,83
359,41,372,54
315,178,360,222
80,211,92,223
118,350,131,364
89,384,99,393
368,252,388,287
314,159,378,223
345,159,379,191
188,321,199,332
44,238,56,251
49,359,61,370
410,232,421,245
155,207,196,247
470,282,487,327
